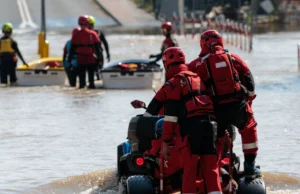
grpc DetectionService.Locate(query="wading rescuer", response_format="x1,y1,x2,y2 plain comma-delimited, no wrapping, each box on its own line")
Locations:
63,38,78,87
88,15,109,80
146,47,222,193
149,21,178,63
189,29,261,179
68,15,101,89
0,23,28,84
88,16,110,66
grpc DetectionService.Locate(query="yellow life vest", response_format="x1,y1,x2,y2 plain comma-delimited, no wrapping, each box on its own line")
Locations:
0,39,15,53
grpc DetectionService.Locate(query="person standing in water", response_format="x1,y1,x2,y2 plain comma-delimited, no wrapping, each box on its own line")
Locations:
63,38,78,87
0,23,28,84
68,15,101,89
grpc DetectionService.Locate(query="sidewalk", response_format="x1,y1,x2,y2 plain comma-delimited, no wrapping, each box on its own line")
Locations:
94,0,161,28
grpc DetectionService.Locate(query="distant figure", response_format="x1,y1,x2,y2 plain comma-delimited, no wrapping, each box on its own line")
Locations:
149,21,178,63
88,15,110,67
68,15,101,89
0,23,28,84
63,39,78,87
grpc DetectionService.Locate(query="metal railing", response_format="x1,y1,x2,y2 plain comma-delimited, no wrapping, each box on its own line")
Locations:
166,12,252,52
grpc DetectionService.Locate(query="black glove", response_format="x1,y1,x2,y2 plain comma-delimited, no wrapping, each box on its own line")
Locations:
107,55,110,62
240,84,249,96
149,54,155,59
220,167,230,183
144,155,159,169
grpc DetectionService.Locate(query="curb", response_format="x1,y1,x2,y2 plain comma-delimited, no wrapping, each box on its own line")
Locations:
93,0,122,26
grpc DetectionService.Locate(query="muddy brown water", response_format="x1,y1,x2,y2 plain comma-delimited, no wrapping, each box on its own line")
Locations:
1,32,300,194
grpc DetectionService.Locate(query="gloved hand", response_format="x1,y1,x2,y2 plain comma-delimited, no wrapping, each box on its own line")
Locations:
107,55,110,62
144,154,159,169
149,54,155,59
131,100,146,109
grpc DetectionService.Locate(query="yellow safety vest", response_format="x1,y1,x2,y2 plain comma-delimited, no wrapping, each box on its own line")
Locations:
0,39,15,53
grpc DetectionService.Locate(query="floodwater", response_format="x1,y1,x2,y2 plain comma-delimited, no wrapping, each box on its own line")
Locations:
1,32,300,194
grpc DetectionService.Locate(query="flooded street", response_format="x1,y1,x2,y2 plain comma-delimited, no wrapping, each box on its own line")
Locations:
1,32,300,194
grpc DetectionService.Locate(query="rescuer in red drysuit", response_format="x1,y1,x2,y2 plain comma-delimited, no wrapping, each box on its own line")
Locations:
188,29,261,179
149,21,178,63
144,118,182,193
68,15,101,89
143,120,238,193
147,47,222,194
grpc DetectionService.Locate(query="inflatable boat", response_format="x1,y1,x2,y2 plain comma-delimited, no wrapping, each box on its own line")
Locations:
16,57,66,86
101,59,163,89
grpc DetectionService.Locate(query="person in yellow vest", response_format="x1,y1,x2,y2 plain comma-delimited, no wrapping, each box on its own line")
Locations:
0,23,28,84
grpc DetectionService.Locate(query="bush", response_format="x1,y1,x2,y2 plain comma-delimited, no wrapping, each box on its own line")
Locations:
132,0,153,13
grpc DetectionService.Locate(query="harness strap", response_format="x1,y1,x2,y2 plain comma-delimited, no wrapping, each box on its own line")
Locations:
225,51,240,83
182,90,207,103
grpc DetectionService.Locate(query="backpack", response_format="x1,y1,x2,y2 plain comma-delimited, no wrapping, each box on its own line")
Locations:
204,50,241,101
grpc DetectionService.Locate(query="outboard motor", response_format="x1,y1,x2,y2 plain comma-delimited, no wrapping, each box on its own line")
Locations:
127,115,162,153
238,177,266,194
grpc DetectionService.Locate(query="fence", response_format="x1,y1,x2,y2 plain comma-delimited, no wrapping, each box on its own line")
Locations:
163,12,253,52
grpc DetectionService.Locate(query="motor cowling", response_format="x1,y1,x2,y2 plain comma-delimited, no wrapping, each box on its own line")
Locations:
127,115,162,153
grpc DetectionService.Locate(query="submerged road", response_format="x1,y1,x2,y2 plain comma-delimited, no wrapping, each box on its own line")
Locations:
0,0,117,33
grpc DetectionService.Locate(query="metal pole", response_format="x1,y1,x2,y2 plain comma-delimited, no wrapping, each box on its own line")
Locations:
192,0,195,11
298,44,300,72
178,0,184,35
41,0,46,40
238,0,242,23
249,0,257,52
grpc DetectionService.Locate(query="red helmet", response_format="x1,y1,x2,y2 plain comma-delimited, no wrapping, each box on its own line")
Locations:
200,30,223,49
78,15,89,26
161,22,172,31
162,47,185,69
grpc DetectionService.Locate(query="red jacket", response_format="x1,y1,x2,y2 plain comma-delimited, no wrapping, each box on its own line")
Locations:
69,28,100,65
157,64,214,142
145,85,167,116
161,37,178,52
189,46,255,104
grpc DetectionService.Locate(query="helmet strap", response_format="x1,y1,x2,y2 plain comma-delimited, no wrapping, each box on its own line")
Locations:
3,31,12,36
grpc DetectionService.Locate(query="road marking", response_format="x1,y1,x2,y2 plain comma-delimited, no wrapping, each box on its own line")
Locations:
17,0,27,29
21,0,38,28
17,0,38,29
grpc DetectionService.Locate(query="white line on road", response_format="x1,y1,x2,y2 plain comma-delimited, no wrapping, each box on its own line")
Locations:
17,0,27,29
17,0,38,29
20,0,38,29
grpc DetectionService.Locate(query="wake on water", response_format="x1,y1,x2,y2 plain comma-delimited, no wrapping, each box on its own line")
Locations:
24,168,300,194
